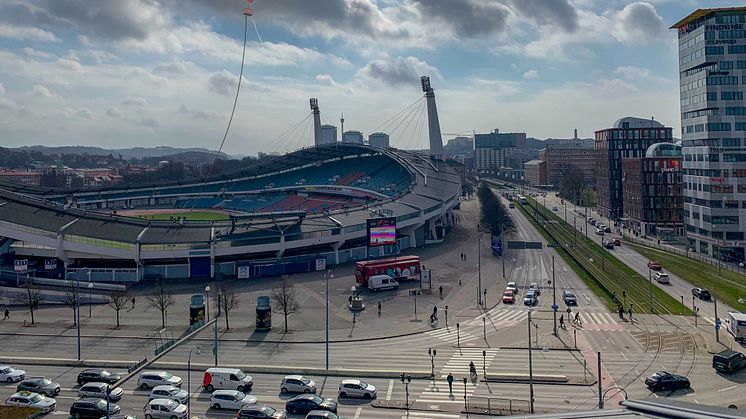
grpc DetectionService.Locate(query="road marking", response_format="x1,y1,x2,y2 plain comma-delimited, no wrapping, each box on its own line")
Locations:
620,352,628,361
694,399,700,404
386,379,393,401
718,385,737,392
353,407,362,418
608,337,616,345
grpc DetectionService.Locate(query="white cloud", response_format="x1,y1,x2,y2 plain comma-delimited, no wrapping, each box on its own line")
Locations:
121,96,147,106
523,69,538,79
315,74,337,86
0,82,5,96
77,108,93,119
0,23,57,42
106,107,121,118
0,97,17,111
613,65,670,83
357,54,441,86
29,84,52,97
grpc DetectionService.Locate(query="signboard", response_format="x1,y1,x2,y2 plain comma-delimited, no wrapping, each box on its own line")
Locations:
44,259,57,270
507,241,543,250
237,265,250,279
367,217,397,247
315,258,326,271
14,259,28,273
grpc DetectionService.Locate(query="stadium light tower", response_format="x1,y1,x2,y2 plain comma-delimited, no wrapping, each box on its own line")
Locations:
420,76,444,160
310,98,322,147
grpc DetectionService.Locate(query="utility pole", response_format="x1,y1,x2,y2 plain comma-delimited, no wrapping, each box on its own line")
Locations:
527,309,535,414
477,225,482,306
714,278,720,342
552,255,557,336
648,267,653,313
597,352,603,409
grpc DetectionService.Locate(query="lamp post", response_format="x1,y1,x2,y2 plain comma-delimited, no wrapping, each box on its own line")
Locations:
87,282,94,318
428,348,436,379
463,377,468,410
66,269,88,362
324,270,333,370
187,345,201,419
477,224,482,306
204,285,211,322
552,255,557,336
527,308,535,414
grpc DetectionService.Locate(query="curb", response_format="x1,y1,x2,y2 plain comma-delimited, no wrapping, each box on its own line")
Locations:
500,346,580,352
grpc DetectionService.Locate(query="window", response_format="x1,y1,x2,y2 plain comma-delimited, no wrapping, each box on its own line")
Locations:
726,107,746,115
720,60,735,69
726,232,745,240
708,75,738,85
721,91,744,100
722,138,742,147
708,122,731,131
706,46,725,55
729,45,746,54
724,153,746,162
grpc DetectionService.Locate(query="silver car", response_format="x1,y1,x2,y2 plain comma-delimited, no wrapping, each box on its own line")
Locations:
16,378,60,397
149,385,189,404
281,376,316,394
209,390,258,410
138,371,182,390
144,398,187,419
78,382,124,402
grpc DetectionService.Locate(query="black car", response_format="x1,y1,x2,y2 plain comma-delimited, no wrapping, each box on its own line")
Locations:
603,240,614,249
644,371,690,391
69,399,120,418
713,349,746,374
285,394,337,415
562,290,577,306
76,369,121,385
692,288,711,301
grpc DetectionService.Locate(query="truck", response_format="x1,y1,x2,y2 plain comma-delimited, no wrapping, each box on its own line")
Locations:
727,312,746,343
354,256,420,287
491,235,503,256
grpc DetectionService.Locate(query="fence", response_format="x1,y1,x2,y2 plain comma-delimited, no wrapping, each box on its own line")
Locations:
467,396,530,415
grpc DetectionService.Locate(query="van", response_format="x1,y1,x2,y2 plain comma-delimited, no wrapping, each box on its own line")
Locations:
712,349,746,374
366,275,399,291
203,368,253,392
654,271,670,284
728,312,746,342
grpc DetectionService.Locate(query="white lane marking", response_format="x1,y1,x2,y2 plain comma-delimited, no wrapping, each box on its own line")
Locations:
718,385,737,392
620,352,628,361
386,379,393,401
353,407,362,418
608,337,616,346
694,399,700,404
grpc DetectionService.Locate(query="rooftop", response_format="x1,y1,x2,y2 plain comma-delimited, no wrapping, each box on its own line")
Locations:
671,7,746,29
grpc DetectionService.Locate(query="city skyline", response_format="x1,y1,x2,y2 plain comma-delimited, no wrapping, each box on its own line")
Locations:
0,0,736,155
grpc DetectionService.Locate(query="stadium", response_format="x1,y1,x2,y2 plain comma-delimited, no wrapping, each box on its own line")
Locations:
0,77,461,283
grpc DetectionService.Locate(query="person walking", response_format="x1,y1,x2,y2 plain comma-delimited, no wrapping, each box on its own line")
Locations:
3,308,9,319
618,305,624,320
377,301,382,315
131,296,136,309
559,314,564,329
439,285,443,299
447,373,454,394
628,306,633,322
574,311,581,326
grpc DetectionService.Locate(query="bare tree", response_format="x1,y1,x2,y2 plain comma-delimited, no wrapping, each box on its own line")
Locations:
147,288,175,328
217,287,239,331
63,289,80,325
107,291,130,328
14,285,41,325
272,276,300,333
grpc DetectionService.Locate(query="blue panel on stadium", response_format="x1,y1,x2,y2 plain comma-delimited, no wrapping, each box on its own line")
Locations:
190,257,211,277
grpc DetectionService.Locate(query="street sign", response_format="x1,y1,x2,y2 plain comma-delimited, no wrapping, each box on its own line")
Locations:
715,318,721,331
44,259,57,270
14,259,28,273
547,243,562,248
507,241,526,249
552,304,559,312
525,242,543,249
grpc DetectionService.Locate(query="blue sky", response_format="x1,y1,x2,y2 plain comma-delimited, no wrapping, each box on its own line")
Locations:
0,0,736,155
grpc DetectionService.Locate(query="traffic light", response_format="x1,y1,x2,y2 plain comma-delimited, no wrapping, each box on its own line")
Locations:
400,373,405,383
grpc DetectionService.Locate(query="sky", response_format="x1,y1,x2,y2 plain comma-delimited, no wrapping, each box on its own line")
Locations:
0,0,735,155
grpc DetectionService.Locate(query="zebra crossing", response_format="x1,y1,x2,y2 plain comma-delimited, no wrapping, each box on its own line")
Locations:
425,327,480,345
467,308,619,330
414,348,500,405
699,316,718,326
574,312,620,330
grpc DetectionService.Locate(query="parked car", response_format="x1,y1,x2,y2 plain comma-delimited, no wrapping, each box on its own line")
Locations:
712,349,746,374
138,371,182,390
305,411,339,419
337,379,377,399
644,371,690,391
238,404,287,419
603,226,611,233
0,366,26,383
647,261,662,270
16,378,60,397
149,385,189,404
654,271,670,284
508,203,515,209
506,282,519,294
78,382,124,402
366,275,399,291
285,394,337,415
502,291,515,304
552,206,559,212
529,283,541,296
203,367,253,392
70,398,120,418
562,290,577,306
77,369,121,385
209,390,258,410
692,288,711,300
5,391,56,413
144,398,187,419
588,218,596,225
595,229,604,236
523,291,538,306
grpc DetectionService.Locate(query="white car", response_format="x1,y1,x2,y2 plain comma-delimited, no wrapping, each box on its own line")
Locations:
78,382,124,402
281,376,317,394
5,391,56,413
144,398,188,419
654,271,670,284
506,282,518,294
149,385,189,404
210,390,258,410
0,366,26,383
337,379,377,399
138,371,182,390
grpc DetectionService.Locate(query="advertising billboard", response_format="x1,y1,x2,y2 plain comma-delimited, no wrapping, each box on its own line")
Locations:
367,217,397,247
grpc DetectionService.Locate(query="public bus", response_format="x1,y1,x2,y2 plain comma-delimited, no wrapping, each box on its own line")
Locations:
354,256,421,287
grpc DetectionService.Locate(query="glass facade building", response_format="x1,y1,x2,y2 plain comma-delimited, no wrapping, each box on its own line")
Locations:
672,7,746,262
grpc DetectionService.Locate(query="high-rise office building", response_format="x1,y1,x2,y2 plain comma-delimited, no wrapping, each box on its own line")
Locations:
342,130,364,144
672,7,746,261
320,124,337,145
474,129,524,173
368,132,390,148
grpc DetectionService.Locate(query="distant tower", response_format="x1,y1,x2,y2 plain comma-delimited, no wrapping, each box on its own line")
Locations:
421,76,444,159
340,113,345,143
310,98,322,146
574,129,578,139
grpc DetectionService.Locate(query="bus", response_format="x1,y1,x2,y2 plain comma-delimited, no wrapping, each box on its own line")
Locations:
354,256,421,287
491,235,503,256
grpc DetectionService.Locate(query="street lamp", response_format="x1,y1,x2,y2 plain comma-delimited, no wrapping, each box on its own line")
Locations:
527,307,535,414
324,270,333,370
400,373,411,410
65,268,89,362
187,345,201,419
87,282,94,318
204,285,211,322
456,323,460,346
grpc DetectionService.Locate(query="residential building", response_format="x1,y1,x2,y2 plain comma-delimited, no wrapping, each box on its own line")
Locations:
368,132,390,148
672,7,746,261
474,129,524,173
595,117,674,221
320,124,337,145
524,160,547,186
0,170,41,186
622,143,685,239
539,139,596,187
342,130,364,144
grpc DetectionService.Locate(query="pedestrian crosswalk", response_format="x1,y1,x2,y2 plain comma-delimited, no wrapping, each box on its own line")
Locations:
700,316,717,326
399,411,460,419
466,308,620,331
575,312,619,330
425,327,480,345
415,348,499,405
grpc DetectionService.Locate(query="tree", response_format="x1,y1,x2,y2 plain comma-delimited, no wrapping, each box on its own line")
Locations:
272,276,300,333
15,285,41,325
476,182,514,236
147,288,175,328
63,289,80,326
217,287,239,331
107,291,130,328
559,165,585,204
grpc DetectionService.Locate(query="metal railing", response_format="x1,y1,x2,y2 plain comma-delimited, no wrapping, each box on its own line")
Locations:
467,395,530,414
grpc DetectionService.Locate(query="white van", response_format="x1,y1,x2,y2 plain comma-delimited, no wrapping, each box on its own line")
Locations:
728,312,746,343
367,275,399,291
203,368,253,392
654,271,670,284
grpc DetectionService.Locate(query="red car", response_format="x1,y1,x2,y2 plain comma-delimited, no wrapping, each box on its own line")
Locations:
613,238,621,246
647,261,662,270
502,291,515,304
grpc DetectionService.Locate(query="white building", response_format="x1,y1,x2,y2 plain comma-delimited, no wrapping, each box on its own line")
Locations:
342,130,364,144
368,132,390,148
320,124,337,145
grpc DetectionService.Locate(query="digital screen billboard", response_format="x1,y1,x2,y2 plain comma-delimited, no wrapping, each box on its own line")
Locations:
367,217,397,247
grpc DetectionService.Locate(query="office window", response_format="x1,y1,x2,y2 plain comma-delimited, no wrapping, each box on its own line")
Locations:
721,91,744,100
720,60,734,69
729,45,746,54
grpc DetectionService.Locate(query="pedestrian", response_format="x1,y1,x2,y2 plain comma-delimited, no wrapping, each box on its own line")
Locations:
618,305,624,320
628,306,633,322
378,301,382,315
3,308,9,319
348,295,352,306
131,296,136,309
574,311,581,326
459,279,462,286
559,314,564,329
447,373,454,394
439,285,443,299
